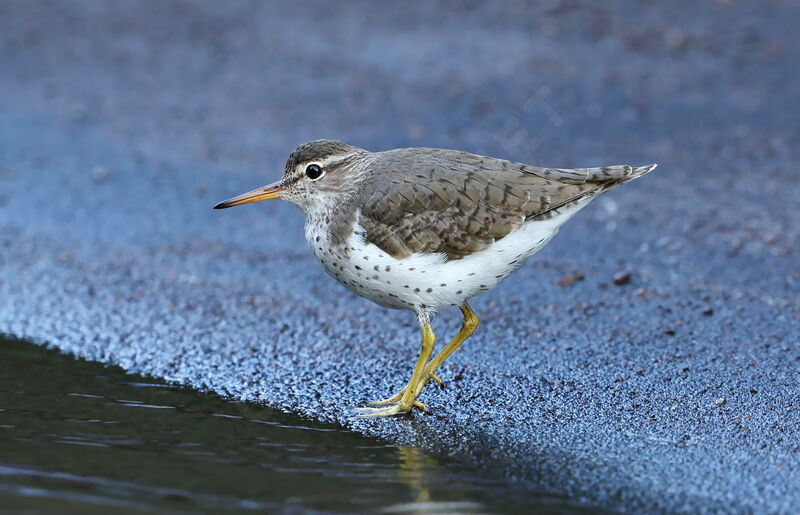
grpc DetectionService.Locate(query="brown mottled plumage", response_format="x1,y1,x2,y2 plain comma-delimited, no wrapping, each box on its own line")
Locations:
358,147,655,260
214,139,656,417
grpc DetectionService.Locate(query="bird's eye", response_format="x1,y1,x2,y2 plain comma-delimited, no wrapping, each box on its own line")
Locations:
305,164,324,180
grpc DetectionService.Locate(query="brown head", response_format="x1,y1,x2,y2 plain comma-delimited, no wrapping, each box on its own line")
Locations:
213,139,368,215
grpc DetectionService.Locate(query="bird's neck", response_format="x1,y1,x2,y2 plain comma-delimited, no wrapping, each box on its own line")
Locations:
303,193,359,251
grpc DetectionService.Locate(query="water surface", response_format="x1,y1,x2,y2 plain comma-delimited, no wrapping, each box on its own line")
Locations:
0,337,596,513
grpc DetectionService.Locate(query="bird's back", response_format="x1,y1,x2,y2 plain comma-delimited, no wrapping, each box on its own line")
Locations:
357,147,656,260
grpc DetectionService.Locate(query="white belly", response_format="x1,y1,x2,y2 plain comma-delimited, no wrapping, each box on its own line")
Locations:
306,199,591,313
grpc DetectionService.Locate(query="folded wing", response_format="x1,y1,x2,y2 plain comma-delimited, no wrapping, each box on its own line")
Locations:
359,148,655,260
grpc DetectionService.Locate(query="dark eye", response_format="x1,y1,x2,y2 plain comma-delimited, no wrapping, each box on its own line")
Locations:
305,164,324,180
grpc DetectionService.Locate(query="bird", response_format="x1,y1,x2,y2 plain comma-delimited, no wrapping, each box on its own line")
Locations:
214,140,656,417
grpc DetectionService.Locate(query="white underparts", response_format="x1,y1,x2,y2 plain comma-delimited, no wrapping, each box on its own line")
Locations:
306,198,594,314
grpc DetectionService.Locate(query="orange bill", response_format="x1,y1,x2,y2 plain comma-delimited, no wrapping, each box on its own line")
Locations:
213,181,285,209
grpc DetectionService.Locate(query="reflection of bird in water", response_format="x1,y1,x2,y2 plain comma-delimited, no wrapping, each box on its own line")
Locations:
397,446,433,505
393,446,484,514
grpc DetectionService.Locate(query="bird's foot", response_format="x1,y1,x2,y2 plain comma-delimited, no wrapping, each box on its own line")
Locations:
358,371,441,416
356,399,428,418
367,370,443,407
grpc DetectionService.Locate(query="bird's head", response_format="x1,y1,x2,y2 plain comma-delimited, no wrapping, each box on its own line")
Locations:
213,139,368,216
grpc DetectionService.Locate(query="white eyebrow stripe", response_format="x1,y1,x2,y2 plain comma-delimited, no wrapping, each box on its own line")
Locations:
316,154,354,168
292,153,356,177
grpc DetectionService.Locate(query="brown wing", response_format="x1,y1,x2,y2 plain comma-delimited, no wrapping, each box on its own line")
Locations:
359,148,653,260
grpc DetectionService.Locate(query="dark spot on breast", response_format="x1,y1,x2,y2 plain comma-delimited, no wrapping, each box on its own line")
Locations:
374,265,380,271
426,288,433,293
355,265,361,270
372,275,379,280
409,267,416,271
385,266,391,272
456,290,463,294
414,288,420,292
404,285,410,288
440,283,447,287
315,236,320,242
363,255,369,260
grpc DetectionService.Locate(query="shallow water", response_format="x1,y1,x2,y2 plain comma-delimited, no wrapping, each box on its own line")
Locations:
0,337,597,513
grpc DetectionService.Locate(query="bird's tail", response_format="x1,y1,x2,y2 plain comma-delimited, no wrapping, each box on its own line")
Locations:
545,163,658,187
585,163,658,185
627,163,658,181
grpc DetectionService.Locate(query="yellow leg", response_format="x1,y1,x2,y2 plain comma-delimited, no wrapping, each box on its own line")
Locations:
369,302,479,408
414,302,478,398
357,320,436,417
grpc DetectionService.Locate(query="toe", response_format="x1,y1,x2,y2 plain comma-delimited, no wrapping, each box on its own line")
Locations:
367,389,406,406
356,404,412,418
356,399,427,417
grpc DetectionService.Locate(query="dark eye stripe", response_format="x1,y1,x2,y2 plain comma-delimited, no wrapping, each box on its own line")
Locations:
283,160,329,186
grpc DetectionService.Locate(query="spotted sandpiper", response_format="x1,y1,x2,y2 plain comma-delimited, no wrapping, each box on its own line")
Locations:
214,140,656,417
